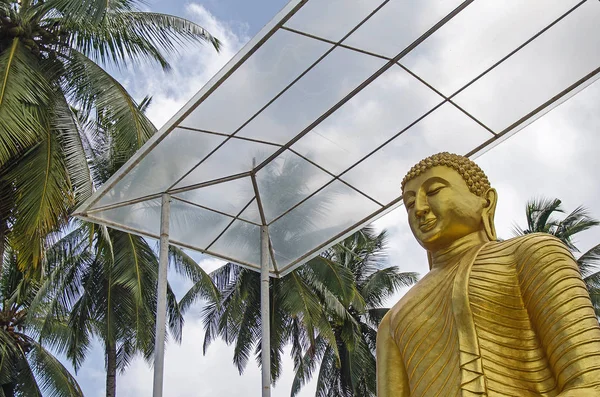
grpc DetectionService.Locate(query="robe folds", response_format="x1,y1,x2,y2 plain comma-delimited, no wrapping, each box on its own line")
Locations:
376,233,600,397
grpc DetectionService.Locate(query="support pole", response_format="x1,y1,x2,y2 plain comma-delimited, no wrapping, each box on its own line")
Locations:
153,194,171,397
260,225,271,397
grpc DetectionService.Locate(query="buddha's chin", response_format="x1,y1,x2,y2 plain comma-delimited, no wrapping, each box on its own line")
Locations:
414,228,443,249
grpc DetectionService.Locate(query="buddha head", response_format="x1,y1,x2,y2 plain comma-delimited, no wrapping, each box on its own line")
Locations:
401,152,497,252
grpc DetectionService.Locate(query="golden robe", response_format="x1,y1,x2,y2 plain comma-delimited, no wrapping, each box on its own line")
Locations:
377,233,600,396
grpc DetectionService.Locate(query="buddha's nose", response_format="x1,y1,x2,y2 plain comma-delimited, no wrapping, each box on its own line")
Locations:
415,205,430,218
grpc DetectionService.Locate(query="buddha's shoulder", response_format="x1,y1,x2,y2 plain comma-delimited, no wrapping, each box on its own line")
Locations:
387,269,445,323
487,233,573,261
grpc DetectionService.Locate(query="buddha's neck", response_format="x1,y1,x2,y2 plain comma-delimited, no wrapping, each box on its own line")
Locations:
430,231,489,270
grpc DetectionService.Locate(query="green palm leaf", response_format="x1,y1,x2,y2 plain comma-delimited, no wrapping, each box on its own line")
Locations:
7,124,70,272
24,336,83,397
0,39,50,167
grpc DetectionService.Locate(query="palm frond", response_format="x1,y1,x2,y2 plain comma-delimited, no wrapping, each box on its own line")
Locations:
169,247,219,306
24,336,83,397
53,97,93,205
7,124,70,272
64,50,156,158
578,243,600,278
0,38,50,168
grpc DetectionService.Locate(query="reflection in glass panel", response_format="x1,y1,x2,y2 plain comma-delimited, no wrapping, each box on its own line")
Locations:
341,103,490,205
95,129,225,208
169,199,232,251
343,0,464,58
236,47,386,143
173,177,255,217
291,64,443,175
239,198,262,225
180,29,332,133
402,0,582,96
92,199,162,237
270,181,380,270
173,138,279,189
453,1,600,132
284,0,383,42
256,150,332,223
208,220,261,268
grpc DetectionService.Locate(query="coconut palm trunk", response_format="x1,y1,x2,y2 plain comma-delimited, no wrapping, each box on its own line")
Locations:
106,341,117,397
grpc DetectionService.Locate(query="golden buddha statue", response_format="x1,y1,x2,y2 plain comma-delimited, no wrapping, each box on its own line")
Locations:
376,152,600,396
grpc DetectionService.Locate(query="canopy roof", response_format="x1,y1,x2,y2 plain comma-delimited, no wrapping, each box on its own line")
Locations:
74,0,600,277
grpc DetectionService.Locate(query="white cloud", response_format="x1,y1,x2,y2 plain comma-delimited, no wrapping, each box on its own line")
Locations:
120,3,250,130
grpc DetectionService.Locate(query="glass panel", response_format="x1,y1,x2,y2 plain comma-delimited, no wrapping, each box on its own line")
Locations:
270,181,380,269
173,138,279,189
343,0,464,58
239,198,262,225
401,0,582,96
341,103,490,205
169,199,232,251
284,0,384,42
236,47,386,143
256,150,332,223
180,29,332,134
91,199,161,237
95,129,225,208
290,64,443,175
453,1,600,133
208,220,261,268
173,177,255,217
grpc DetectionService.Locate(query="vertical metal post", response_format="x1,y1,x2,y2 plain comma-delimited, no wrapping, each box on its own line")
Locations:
153,194,171,397
260,225,271,397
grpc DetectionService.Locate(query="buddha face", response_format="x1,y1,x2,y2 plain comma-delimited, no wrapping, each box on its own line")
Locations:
403,165,490,251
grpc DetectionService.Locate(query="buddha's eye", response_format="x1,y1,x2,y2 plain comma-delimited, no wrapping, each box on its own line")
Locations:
426,186,444,196
405,200,415,209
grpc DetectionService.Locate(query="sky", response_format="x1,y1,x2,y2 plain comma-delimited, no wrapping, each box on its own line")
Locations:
63,0,600,396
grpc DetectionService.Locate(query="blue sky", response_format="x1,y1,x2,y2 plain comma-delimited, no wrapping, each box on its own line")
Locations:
61,1,600,396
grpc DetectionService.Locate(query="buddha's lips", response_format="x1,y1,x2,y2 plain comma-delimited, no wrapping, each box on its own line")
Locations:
419,219,437,232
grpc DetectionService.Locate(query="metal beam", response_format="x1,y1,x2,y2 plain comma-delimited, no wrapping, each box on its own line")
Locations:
152,194,171,397
260,225,271,396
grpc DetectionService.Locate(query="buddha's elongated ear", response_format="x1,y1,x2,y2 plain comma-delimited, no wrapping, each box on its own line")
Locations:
482,188,498,241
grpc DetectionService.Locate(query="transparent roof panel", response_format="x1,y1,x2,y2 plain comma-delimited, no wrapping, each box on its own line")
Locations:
453,0,600,132
284,0,383,43
173,177,255,218
75,0,600,277
180,29,332,133
256,150,332,223
270,180,380,272
343,0,465,59
236,46,386,143
340,103,491,205
90,199,162,237
238,198,262,225
208,220,262,270
173,138,279,189
169,199,233,251
95,128,225,208
290,64,443,175
401,0,582,96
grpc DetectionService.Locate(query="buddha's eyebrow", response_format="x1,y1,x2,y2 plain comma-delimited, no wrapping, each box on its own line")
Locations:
423,176,449,188
404,176,449,197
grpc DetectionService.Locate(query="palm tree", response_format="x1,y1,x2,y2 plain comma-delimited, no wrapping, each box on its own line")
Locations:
184,227,417,396
513,197,600,314
0,0,220,274
26,101,219,397
0,247,83,396
290,228,417,397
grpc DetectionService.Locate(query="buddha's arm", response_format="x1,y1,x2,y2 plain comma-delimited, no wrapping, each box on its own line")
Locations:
516,234,600,395
376,312,409,397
